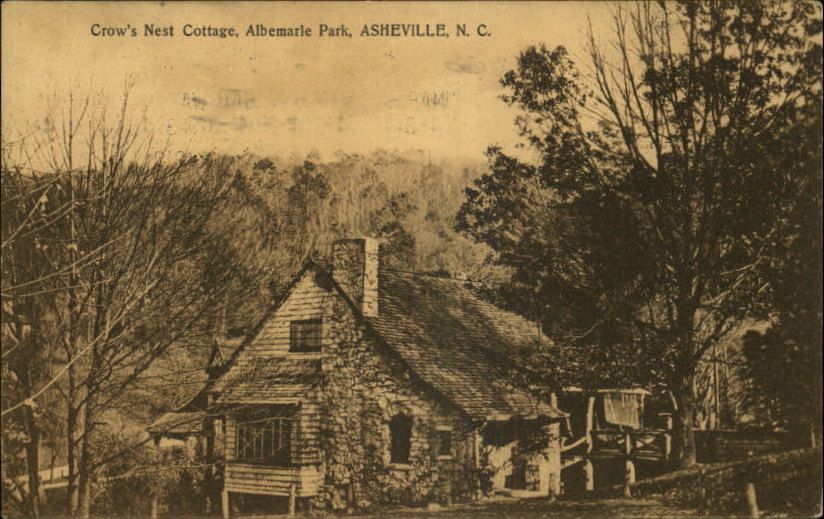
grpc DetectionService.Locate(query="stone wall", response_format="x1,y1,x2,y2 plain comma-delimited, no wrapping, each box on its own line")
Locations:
316,288,476,510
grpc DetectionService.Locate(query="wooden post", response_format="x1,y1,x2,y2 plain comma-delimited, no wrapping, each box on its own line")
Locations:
623,430,635,498
584,459,594,492
664,415,673,460
289,483,297,516
150,492,158,519
745,482,759,518
473,429,482,499
204,414,215,515
557,437,567,497
585,396,595,451
584,396,596,492
221,489,229,519
542,422,562,499
548,474,558,503
712,342,720,429
698,466,708,513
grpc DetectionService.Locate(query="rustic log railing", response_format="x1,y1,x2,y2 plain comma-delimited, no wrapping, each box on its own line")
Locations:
560,436,588,453
559,400,673,493
590,429,671,459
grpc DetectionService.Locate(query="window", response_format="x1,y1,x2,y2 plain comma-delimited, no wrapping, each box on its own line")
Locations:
290,319,322,353
436,428,452,458
390,414,412,464
236,410,293,465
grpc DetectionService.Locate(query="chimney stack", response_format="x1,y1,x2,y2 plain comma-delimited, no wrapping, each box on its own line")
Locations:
332,238,379,317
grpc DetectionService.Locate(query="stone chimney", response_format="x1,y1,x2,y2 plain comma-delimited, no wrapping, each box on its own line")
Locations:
332,238,379,317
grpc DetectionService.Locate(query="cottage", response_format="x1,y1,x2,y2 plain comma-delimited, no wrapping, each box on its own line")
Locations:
169,238,566,515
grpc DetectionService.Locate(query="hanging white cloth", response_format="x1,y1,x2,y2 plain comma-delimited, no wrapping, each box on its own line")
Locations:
602,392,644,429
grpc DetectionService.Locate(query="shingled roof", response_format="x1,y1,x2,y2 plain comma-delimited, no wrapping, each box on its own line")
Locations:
203,260,564,422
365,270,564,421
214,356,322,404
148,411,204,436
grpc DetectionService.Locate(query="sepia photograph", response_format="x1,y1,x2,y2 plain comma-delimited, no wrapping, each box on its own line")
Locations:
1,1,822,518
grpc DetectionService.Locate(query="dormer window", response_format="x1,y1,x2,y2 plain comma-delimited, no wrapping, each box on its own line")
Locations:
290,319,322,353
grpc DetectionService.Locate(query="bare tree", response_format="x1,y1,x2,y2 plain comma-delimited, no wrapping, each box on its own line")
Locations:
2,84,246,518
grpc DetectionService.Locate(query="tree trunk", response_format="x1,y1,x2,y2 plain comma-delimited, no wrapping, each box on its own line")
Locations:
672,286,698,469
672,374,697,468
65,135,80,518
77,363,100,519
23,404,42,519
77,400,95,519
204,418,216,514
78,289,108,519
65,374,79,517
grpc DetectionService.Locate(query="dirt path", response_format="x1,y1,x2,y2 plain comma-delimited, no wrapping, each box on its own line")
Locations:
351,496,702,518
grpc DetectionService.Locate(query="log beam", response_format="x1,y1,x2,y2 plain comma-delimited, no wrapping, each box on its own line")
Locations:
623,430,635,498
745,482,759,518
585,396,596,492
584,459,594,492
473,429,482,499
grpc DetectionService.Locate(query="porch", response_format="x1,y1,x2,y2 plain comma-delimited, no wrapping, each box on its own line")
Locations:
220,402,321,517
479,416,562,498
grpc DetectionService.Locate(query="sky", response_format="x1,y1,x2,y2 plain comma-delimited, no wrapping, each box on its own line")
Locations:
2,1,616,161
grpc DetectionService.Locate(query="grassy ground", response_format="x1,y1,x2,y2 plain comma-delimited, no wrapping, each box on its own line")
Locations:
348,495,702,518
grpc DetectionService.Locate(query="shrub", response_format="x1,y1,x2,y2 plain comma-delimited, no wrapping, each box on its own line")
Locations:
91,434,208,517
631,448,823,516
